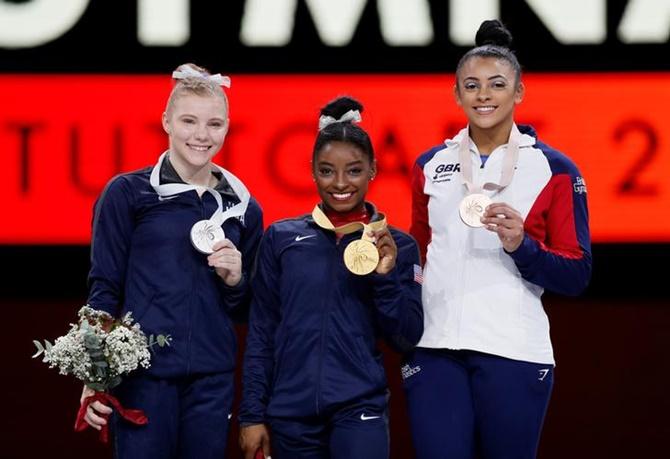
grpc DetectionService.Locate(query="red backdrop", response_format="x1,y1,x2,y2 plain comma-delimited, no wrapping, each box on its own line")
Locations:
2,73,668,243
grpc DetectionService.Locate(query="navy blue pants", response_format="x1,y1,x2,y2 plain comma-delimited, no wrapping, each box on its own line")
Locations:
268,402,389,459
112,372,234,459
402,348,553,459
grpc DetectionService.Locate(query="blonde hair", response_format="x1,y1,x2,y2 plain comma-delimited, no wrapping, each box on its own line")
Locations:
165,63,229,116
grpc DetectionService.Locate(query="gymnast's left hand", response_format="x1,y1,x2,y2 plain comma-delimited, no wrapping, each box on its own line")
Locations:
371,228,397,275
481,202,525,252
208,239,243,286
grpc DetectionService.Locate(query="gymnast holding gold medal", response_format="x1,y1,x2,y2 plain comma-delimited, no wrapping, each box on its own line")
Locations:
239,96,424,459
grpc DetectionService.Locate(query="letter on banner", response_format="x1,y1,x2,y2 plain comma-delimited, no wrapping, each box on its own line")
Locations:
618,0,670,44
241,0,432,46
138,0,190,46
0,0,90,49
378,0,433,45
524,0,606,44
449,0,500,46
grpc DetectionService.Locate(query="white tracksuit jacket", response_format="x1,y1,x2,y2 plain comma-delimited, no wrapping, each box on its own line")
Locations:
410,124,591,364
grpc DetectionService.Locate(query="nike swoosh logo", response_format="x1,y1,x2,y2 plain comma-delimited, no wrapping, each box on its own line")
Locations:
295,234,316,242
360,413,380,421
158,195,179,201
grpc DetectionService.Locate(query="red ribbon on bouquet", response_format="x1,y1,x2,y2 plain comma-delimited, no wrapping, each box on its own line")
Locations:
74,392,148,443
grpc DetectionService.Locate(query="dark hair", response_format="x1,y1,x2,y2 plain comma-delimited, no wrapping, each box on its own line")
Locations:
312,96,374,164
456,20,522,87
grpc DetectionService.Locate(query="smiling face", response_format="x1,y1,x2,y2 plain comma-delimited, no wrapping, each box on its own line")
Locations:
313,140,376,214
454,56,524,140
162,92,229,174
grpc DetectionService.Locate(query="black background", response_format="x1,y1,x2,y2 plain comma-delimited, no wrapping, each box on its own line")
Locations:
1,0,668,73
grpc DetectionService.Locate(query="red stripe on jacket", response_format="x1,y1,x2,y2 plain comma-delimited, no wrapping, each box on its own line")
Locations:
524,174,584,260
410,162,431,265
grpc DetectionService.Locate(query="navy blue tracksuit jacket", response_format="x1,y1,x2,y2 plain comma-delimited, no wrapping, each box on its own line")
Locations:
87,159,263,378
239,206,423,424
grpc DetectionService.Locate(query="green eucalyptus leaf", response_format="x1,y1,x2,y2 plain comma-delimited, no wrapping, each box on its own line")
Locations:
87,382,106,392
31,340,44,358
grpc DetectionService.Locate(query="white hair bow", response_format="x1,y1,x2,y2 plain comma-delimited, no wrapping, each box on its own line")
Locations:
172,67,231,88
318,109,362,131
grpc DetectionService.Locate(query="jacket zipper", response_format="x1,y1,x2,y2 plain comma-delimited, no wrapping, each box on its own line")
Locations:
315,231,338,415
187,191,207,375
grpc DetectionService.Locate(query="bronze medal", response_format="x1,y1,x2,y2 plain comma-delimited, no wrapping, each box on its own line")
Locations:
459,193,492,228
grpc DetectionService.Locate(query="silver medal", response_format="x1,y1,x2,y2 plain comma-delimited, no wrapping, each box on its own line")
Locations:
190,220,225,254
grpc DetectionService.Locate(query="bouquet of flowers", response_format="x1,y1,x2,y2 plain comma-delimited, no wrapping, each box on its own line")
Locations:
32,305,171,442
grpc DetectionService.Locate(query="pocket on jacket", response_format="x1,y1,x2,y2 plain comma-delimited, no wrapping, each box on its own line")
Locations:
128,289,156,324
272,335,292,387
355,336,385,385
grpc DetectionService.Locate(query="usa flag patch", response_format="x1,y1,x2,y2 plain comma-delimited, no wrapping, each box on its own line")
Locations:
413,264,423,285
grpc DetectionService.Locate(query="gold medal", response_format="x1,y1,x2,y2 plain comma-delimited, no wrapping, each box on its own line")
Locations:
459,193,492,228
311,204,387,275
343,239,380,275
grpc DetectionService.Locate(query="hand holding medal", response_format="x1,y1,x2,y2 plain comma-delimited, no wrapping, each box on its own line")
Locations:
459,193,492,228
458,125,522,244
207,239,243,286
481,201,525,252
342,223,394,275
313,205,390,276
149,151,251,258
368,227,397,275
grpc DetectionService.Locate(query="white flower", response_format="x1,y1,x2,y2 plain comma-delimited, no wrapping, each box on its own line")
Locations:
34,304,167,390
104,325,151,377
43,330,92,381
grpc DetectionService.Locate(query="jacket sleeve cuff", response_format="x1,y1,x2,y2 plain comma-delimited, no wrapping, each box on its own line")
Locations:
506,234,540,268
239,421,265,428
218,272,248,293
86,303,118,318
238,413,266,426
370,267,402,295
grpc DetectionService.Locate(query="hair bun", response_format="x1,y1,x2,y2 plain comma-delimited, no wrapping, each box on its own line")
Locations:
320,96,364,120
475,19,513,48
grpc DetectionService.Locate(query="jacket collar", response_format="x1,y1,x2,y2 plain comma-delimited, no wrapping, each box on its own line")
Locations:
306,201,383,225
445,123,537,150
160,153,240,202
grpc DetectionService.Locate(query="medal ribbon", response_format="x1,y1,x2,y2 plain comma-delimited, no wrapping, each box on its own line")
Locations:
149,151,250,227
459,124,522,195
311,205,386,242
74,391,148,443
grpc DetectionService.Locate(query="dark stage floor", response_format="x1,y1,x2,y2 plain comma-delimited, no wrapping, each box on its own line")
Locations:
7,296,669,459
